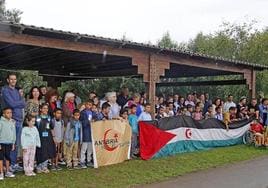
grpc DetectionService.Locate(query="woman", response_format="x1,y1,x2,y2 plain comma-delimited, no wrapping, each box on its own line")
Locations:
45,89,59,117
62,92,76,126
25,86,42,117
212,98,222,116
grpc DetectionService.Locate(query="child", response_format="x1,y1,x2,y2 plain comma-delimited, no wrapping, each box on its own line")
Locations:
205,105,214,119
215,106,223,121
120,108,129,121
80,100,93,168
65,109,82,169
185,104,193,117
167,102,175,117
128,105,138,158
51,108,64,171
0,108,16,180
192,105,203,121
138,103,152,121
35,103,56,174
21,114,41,176
94,102,111,121
250,121,265,146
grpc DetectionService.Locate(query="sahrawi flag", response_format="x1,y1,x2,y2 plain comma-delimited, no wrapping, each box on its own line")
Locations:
91,120,131,168
139,116,252,160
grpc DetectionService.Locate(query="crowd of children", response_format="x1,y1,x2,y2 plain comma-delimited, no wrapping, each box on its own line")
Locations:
0,73,267,180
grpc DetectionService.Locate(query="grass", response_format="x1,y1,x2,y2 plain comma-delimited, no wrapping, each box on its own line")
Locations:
1,145,268,188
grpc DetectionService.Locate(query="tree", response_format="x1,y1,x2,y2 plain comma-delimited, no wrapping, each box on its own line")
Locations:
0,0,22,23
157,32,178,49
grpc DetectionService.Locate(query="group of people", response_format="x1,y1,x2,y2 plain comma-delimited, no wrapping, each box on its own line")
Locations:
155,93,267,126
0,73,267,181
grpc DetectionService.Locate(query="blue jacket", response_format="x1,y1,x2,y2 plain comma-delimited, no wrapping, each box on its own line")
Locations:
80,109,92,142
1,86,25,121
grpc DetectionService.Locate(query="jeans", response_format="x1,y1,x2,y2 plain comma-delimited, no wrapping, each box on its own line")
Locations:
10,120,23,166
80,142,93,164
131,133,138,156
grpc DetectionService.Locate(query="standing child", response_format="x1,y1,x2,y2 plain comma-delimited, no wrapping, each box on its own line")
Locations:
138,103,152,121
35,103,56,174
128,105,139,158
21,115,41,176
51,108,64,171
215,106,223,121
120,108,129,121
0,108,16,180
80,100,93,168
65,109,82,169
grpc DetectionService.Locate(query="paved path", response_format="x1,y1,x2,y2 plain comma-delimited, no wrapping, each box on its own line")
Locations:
138,156,268,188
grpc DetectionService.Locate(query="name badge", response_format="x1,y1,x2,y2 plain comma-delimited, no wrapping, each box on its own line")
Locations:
42,132,49,137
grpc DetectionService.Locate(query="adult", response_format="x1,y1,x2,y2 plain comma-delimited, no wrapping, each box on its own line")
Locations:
25,86,42,117
236,96,247,116
45,89,59,117
71,89,82,107
259,98,268,126
88,91,97,100
1,73,25,171
116,87,129,109
212,98,222,116
39,85,47,103
247,98,259,119
203,93,212,115
184,93,195,107
106,92,121,119
223,95,236,113
62,92,76,126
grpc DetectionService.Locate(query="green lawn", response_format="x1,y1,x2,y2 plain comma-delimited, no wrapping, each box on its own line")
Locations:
1,145,268,188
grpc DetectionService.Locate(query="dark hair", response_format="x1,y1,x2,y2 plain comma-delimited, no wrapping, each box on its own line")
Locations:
39,103,49,110
186,104,193,109
101,102,111,110
86,99,94,104
29,86,42,100
227,94,233,98
6,73,16,79
261,98,268,104
15,86,22,90
130,104,137,109
53,108,62,113
120,108,128,115
24,114,36,127
45,89,59,103
144,103,151,107
2,107,12,112
207,104,213,109
213,98,221,106
73,109,80,115
215,106,221,112
229,106,236,111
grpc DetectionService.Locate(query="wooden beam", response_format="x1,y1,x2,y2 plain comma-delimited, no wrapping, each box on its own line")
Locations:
148,55,157,119
157,79,247,87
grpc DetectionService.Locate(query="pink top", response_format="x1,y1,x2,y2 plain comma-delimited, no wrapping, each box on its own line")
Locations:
193,112,203,121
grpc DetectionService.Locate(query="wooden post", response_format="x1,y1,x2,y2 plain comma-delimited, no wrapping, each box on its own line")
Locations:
148,55,157,119
251,70,256,99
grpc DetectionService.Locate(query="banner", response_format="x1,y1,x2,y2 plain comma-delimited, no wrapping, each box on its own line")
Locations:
139,116,252,160
91,120,131,168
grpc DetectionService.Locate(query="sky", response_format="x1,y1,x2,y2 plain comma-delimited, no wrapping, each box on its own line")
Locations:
6,0,268,44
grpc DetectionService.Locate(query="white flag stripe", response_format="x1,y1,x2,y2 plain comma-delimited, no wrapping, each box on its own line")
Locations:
166,123,251,144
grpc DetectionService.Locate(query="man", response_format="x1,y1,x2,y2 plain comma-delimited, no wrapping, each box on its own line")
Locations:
1,73,25,172
116,87,129,109
203,93,212,115
223,95,236,113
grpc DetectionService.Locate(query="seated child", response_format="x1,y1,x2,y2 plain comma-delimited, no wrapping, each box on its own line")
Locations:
205,105,214,119
215,106,223,121
192,105,203,121
250,121,265,146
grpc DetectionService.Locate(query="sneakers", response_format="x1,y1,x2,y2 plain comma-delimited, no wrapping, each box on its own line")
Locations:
51,166,57,171
56,166,62,171
5,171,15,178
73,165,81,170
30,172,36,176
80,163,87,169
67,166,73,170
87,162,94,168
11,164,23,172
42,168,50,174
0,173,4,180
58,160,66,165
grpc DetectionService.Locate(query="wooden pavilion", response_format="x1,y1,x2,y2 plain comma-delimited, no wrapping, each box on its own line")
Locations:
0,21,267,114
